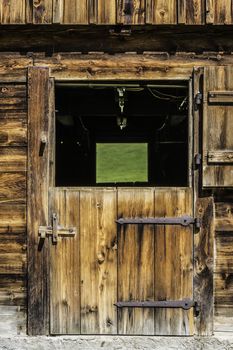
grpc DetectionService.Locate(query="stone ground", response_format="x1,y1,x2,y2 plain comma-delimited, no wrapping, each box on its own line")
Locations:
1,335,233,350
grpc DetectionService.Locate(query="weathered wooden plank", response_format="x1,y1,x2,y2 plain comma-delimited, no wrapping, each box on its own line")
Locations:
33,0,53,24
0,112,27,120
194,197,214,336
154,188,193,336
0,275,26,306
148,0,177,24
0,306,26,335
178,0,204,24
117,0,145,25
91,0,116,24
203,66,233,187
0,172,26,204
0,85,26,98
28,67,50,335
215,273,233,306
0,120,27,147
50,189,80,334
0,98,26,111
0,0,26,24
118,188,154,335
206,0,233,24
215,202,233,218
215,219,233,232
0,204,26,233
215,232,233,273
208,91,233,103
54,0,89,24
0,252,26,275
80,188,117,334
0,147,26,172
208,151,233,164
214,306,233,332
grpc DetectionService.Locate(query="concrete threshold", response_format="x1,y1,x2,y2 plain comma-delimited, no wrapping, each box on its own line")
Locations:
1,335,233,350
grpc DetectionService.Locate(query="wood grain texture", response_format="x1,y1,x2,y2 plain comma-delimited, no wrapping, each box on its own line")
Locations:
28,67,50,335
208,151,233,164
0,204,26,237
80,189,117,334
0,172,26,204
117,0,145,24
194,197,214,336
203,66,233,187
33,0,53,24
0,275,26,306
0,147,26,172
154,188,193,336
0,120,27,147
178,0,204,24
206,0,233,24
91,0,116,24
214,306,233,332
0,85,26,98
0,0,26,24
55,0,89,24
148,0,177,24
50,189,80,334
118,188,154,335
0,306,26,335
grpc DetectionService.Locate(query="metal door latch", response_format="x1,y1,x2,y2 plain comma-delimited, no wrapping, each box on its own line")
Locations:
39,213,77,245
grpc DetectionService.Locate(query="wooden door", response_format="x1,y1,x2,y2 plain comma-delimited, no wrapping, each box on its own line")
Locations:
202,66,233,187
48,187,194,335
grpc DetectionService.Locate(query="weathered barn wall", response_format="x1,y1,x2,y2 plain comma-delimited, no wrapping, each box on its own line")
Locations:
0,56,31,335
0,53,232,335
1,0,233,25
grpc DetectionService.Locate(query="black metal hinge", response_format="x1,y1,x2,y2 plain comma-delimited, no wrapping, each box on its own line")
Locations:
115,299,200,316
116,215,201,229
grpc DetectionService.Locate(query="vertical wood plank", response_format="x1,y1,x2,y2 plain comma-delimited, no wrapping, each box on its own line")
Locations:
149,0,177,24
0,0,26,24
50,189,80,334
206,0,232,24
117,0,145,24
80,189,117,334
203,66,233,187
178,0,204,24
194,197,214,335
28,67,50,335
92,0,116,24
33,0,53,24
117,188,154,335
154,189,194,336
53,0,63,23
57,0,89,24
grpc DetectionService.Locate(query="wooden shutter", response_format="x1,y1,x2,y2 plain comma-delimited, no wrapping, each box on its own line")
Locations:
202,66,233,187
28,67,54,335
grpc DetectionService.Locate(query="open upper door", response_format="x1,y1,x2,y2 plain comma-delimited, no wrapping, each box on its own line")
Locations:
203,66,233,187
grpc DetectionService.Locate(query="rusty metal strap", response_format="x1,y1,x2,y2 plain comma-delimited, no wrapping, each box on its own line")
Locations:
115,299,196,310
116,215,200,227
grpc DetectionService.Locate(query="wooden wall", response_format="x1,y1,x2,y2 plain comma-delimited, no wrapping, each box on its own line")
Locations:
0,53,232,335
1,0,233,25
0,56,31,335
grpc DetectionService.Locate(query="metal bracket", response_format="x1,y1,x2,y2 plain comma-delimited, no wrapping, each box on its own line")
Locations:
195,153,202,167
116,215,200,228
194,92,203,111
39,213,76,245
115,299,196,311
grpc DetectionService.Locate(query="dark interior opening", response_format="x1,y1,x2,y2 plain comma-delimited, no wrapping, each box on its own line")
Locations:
55,81,189,186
